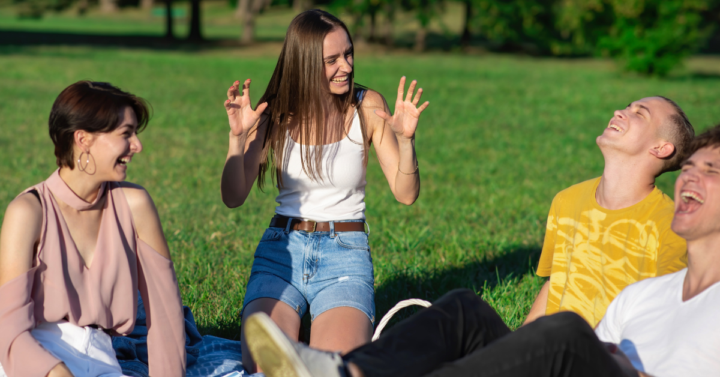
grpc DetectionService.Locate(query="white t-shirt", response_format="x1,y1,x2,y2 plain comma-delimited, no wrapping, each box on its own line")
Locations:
595,268,720,377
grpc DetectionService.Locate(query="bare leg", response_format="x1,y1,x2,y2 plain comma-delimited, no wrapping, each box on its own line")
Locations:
309,307,373,354
241,298,301,373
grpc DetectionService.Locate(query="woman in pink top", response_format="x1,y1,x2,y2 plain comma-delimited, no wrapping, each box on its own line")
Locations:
0,81,186,377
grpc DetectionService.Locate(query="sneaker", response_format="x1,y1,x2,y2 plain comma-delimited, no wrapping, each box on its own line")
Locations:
244,312,348,377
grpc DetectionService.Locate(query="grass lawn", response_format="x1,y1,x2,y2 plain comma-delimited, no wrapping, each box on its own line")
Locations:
1,38,720,339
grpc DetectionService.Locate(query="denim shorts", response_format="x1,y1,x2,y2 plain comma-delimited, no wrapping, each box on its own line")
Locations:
242,219,375,324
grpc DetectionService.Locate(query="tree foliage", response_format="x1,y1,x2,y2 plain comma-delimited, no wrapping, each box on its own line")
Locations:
598,0,716,76
469,0,720,75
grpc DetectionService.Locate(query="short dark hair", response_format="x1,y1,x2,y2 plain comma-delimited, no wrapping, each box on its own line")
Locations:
657,96,694,174
687,123,720,157
49,81,150,168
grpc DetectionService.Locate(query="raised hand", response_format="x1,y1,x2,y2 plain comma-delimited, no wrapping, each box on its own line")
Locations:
374,77,430,140
224,79,268,137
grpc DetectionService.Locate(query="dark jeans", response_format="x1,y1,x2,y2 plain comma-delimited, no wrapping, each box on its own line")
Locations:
345,289,638,377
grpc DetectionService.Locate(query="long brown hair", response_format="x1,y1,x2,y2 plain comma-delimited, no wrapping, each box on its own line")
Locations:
256,9,369,189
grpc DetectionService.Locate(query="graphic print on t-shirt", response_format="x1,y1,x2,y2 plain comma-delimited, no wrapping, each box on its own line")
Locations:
537,178,687,327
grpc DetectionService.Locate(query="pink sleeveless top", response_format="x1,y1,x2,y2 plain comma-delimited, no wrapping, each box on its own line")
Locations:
0,171,186,377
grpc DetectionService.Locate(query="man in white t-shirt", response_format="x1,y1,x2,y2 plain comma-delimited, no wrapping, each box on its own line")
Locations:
595,125,720,376
241,126,720,377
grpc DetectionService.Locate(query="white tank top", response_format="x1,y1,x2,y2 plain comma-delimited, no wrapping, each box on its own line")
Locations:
274,109,367,221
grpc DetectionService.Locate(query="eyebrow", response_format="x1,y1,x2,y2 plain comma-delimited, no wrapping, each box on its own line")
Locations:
324,47,353,61
118,123,138,132
627,103,651,117
683,159,720,168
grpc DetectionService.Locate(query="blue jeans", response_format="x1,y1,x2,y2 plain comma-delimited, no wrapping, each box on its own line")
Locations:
242,219,375,324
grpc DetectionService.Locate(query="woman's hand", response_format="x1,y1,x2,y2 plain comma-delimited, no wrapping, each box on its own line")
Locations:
47,363,74,377
224,79,268,137
374,76,429,141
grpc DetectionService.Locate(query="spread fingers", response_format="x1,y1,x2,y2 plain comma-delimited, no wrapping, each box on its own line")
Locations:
412,88,423,106
405,80,417,102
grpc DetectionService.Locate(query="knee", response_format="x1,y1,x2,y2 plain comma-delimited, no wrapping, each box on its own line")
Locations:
433,289,490,315
535,311,594,341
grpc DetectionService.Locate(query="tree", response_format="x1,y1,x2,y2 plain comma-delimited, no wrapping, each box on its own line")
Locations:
459,0,472,48
404,0,445,51
164,0,175,40
240,0,267,43
598,0,715,76
188,0,203,41
100,0,118,13
294,0,312,13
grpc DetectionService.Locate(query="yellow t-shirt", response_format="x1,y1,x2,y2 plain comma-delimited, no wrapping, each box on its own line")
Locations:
537,177,687,327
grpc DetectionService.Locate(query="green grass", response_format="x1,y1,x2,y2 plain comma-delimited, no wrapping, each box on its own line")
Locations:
1,42,720,339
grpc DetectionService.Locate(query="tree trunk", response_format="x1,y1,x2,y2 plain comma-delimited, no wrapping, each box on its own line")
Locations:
262,0,272,12
141,0,153,10
164,0,174,40
414,25,426,52
368,9,377,42
235,0,245,19
293,0,310,13
460,0,472,48
383,5,395,47
100,0,118,13
77,0,89,15
188,0,202,41
241,0,264,44
352,13,365,44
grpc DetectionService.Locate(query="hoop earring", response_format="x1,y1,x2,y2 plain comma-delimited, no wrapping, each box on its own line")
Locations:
77,151,96,175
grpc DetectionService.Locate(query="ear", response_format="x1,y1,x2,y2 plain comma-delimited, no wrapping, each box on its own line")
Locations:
73,130,95,153
649,141,675,159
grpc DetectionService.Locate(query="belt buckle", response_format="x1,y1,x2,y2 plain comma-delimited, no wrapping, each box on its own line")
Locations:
310,221,317,233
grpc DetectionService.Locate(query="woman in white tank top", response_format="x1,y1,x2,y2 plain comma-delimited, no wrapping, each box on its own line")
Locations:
220,10,429,372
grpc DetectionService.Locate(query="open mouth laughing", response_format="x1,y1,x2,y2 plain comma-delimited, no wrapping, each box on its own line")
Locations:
677,190,704,214
331,75,349,84
117,156,131,166
607,124,623,132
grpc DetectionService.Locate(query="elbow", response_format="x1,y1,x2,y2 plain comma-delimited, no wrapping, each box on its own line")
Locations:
395,187,419,206
221,195,245,209
396,195,418,206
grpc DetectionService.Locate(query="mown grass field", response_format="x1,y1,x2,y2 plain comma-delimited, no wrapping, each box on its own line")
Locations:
2,14,720,339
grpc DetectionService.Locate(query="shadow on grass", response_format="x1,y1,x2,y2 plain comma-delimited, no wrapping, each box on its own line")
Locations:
197,245,541,341
0,29,285,52
372,246,541,331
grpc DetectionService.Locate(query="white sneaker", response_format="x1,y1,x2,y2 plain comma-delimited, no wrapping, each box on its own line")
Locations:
245,312,348,377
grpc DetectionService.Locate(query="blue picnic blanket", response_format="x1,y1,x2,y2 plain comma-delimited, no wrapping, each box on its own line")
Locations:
112,296,254,377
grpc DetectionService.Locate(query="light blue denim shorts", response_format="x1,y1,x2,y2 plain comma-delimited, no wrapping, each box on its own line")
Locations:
242,219,375,324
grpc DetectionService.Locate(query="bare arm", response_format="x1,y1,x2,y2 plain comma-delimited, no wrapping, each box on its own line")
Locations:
121,184,186,377
121,184,172,259
366,78,429,205
0,194,69,376
220,79,269,208
522,280,549,326
0,194,41,286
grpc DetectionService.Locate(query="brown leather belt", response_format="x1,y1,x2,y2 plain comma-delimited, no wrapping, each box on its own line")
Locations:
269,215,366,233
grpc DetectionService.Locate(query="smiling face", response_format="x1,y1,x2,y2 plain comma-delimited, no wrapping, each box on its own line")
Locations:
323,27,353,95
82,106,143,182
596,97,677,159
671,147,720,241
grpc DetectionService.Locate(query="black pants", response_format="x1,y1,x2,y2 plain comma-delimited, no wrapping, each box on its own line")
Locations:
345,289,638,377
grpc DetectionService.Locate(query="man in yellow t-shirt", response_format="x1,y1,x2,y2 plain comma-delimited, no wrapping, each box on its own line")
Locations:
524,96,694,328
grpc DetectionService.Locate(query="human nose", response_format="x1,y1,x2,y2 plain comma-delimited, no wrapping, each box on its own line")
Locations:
679,167,699,185
130,133,143,154
613,109,626,119
339,56,352,73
